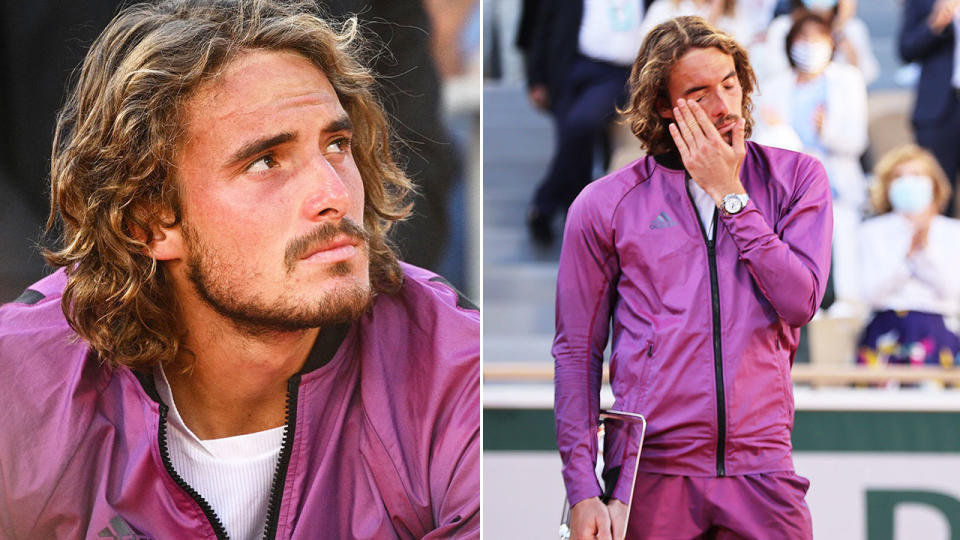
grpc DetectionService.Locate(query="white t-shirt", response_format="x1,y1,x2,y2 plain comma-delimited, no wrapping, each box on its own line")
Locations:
687,177,717,241
155,368,285,540
578,0,645,66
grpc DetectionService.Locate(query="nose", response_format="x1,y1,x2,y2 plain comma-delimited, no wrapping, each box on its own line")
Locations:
704,91,731,120
300,155,352,222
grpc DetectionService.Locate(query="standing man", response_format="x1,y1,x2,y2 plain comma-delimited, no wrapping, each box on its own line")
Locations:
521,0,646,245
554,16,832,539
900,0,960,216
0,1,479,538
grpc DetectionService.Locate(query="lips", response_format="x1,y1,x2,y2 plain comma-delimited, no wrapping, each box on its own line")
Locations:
284,218,370,272
716,119,737,133
300,235,360,264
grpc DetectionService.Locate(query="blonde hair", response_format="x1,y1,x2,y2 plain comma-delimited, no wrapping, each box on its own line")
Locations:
870,144,952,215
45,0,412,370
621,15,756,155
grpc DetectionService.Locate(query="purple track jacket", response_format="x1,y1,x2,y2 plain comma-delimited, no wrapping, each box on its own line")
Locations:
0,263,479,539
553,142,833,507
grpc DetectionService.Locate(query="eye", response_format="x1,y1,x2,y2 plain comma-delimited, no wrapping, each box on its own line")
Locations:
246,153,278,173
324,136,351,154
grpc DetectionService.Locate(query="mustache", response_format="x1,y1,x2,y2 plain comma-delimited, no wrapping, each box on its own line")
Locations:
716,114,740,130
284,217,369,271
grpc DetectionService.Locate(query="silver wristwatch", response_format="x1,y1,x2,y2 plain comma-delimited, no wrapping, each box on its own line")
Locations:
721,193,749,215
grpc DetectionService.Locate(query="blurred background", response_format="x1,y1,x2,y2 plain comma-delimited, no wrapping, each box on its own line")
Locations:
483,1,960,538
0,0,481,304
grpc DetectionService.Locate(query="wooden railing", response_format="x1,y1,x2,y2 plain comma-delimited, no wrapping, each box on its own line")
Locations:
483,363,960,386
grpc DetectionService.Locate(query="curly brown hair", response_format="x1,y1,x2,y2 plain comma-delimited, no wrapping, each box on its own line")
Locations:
621,15,757,156
45,0,412,370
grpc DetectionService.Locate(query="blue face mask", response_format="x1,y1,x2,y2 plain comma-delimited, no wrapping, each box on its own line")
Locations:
888,175,934,215
802,0,838,10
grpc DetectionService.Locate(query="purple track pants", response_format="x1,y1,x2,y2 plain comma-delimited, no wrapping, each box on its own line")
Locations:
624,471,813,539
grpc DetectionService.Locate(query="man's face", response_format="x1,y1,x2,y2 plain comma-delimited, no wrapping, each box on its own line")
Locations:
660,47,743,145
169,49,371,332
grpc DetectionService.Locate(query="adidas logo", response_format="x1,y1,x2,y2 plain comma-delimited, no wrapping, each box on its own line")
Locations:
649,212,677,230
97,515,152,539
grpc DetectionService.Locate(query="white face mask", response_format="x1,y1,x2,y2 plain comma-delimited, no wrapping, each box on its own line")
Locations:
889,174,934,215
789,40,832,74
802,0,838,10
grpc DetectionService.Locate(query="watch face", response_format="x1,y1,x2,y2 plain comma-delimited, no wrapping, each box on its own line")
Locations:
724,196,743,214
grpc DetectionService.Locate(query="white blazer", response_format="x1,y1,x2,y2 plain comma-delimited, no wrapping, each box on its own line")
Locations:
752,62,869,210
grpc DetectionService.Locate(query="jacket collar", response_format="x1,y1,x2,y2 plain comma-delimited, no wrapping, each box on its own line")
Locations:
132,322,353,404
653,150,684,171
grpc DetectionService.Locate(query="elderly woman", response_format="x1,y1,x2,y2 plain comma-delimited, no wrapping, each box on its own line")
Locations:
857,145,960,370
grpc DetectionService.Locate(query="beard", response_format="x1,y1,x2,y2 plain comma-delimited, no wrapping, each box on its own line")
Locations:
182,218,374,336
717,114,740,146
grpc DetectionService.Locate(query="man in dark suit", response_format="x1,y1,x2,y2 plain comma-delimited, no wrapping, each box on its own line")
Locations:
900,0,960,215
518,1,646,245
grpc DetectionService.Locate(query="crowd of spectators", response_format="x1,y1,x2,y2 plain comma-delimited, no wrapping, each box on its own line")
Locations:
518,0,960,374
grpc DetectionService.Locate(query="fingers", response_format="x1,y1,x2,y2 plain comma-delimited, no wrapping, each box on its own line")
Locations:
571,497,613,540
607,499,629,540
673,99,706,142
687,100,723,142
596,507,613,540
668,123,691,162
732,117,746,156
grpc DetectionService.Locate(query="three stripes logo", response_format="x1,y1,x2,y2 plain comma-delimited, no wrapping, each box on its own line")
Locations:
97,515,152,539
649,211,677,230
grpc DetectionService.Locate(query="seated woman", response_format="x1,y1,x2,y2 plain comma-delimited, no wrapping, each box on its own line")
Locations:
858,145,960,374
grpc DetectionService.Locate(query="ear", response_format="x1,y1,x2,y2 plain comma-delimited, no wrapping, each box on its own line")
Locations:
132,205,185,261
147,221,185,262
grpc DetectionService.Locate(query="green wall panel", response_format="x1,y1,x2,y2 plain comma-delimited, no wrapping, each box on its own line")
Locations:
484,408,960,452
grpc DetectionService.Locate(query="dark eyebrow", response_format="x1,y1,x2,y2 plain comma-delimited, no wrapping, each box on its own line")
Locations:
229,132,296,165
682,70,737,97
326,115,353,134
226,115,353,166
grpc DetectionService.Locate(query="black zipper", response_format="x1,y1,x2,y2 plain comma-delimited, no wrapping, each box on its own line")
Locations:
684,179,727,477
262,374,301,539
157,404,230,540
155,376,301,540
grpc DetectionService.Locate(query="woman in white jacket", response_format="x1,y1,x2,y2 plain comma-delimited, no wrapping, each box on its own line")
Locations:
857,145,960,374
751,0,878,84
753,12,868,313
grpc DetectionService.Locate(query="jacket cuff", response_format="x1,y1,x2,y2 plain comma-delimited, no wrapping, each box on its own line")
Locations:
563,463,604,508
610,468,634,505
718,200,770,250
